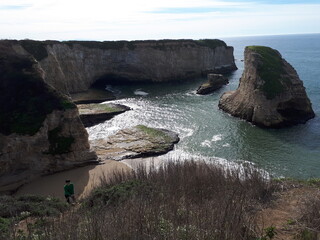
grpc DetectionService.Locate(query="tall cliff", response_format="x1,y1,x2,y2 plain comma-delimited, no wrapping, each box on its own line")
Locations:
0,41,97,192
11,39,237,94
219,46,315,128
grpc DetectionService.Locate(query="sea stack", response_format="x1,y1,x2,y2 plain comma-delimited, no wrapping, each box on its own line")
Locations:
219,46,315,128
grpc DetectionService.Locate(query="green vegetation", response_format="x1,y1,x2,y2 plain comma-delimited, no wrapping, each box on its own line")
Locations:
18,40,58,61
20,40,49,61
90,104,124,113
136,124,172,141
46,127,74,155
0,195,68,239
0,195,68,218
64,40,129,50
305,177,320,186
86,180,148,207
257,226,277,240
78,103,124,115
273,177,320,187
2,163,320,239
0,50,76,136
195,39,227,49
0,161,273,239
298,229,317,240
62,39,227,51
247,46,290,99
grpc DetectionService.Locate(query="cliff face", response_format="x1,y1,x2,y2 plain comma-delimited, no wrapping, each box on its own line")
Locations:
13,39,237,94
219,46,315,128
0,41,97,192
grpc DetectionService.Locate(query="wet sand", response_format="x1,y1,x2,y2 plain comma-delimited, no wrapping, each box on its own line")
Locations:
15,160,131,200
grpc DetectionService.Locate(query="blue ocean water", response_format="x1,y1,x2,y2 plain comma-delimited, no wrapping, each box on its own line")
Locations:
88,34,320,179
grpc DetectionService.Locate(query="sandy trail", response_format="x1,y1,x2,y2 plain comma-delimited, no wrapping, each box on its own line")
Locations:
15,160,131,200
256,185,317,240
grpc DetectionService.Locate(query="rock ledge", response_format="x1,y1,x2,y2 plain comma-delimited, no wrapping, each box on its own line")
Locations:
197,74,228,95
91,125,179,161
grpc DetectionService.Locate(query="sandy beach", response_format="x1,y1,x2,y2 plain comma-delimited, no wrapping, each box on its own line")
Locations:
15,160,131,200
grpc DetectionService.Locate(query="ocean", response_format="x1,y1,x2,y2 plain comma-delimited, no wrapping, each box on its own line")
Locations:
87,33,320,179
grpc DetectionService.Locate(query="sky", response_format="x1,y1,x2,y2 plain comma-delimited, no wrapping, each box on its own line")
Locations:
0,0,319,41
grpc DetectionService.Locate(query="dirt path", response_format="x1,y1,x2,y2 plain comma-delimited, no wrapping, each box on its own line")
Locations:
257,184,317,240
15,160,131,200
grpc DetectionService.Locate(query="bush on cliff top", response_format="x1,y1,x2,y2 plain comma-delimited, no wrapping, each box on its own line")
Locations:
0,44,76,136
62,39,227,51
14,39,228,57
247,46,289,100
17,161,275,240
0,194,68,219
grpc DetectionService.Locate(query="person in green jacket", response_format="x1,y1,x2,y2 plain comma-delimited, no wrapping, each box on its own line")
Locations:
64,180,75,204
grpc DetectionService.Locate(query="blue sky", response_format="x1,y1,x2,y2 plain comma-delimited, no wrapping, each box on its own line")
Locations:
0,0,319,40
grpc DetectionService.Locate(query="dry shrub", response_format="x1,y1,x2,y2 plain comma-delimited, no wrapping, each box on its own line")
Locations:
12,160,274,240
298,190,320,239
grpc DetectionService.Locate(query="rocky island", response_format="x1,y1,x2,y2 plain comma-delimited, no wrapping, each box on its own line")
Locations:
219,46,315,128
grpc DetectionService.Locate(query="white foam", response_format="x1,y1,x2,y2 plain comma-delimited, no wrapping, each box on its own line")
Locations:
105,85,121,94
201,140,211,147
211,134,222,142
134,89,149,96
124,148,270,180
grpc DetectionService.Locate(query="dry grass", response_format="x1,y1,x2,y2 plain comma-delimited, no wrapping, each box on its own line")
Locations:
3,160,275,240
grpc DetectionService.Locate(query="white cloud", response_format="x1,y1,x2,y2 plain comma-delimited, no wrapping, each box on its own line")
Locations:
0,0,319,40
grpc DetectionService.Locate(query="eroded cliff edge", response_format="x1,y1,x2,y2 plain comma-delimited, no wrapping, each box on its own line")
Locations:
10,39,237,94
219,46,315,128
0,41,97,192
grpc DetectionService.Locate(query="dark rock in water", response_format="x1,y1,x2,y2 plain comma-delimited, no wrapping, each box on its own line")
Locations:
90,125,179,161
197,74,228,95
78,103,131,127
0,41,97,192
71,88,116,104
219,46,315,128
212,65,238,74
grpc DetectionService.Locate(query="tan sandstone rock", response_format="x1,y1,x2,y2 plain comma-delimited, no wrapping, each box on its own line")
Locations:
0,41,97,192
9,39,237,94
219,46,315,128
91,125,179,161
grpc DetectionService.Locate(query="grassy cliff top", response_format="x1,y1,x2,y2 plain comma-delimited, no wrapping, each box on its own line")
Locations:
0,42,76,136
247,46,288,99
13,39,228,61
64,39,227,51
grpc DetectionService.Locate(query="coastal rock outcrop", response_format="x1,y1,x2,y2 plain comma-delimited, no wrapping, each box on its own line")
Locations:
91,125,179,161
78,103,131,127
0,42,97,192
196,74,228,95
9,39,237,94
219,46,315,128
71,89,116,104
